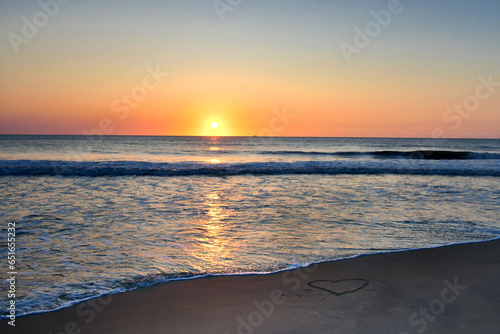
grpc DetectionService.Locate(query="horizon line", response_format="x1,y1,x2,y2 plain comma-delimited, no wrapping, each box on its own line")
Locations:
0,134,499,140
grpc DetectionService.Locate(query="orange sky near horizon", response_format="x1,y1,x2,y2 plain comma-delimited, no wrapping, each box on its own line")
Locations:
1,1,499,138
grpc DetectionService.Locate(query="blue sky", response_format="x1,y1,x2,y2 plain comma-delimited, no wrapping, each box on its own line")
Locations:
1,0,499,137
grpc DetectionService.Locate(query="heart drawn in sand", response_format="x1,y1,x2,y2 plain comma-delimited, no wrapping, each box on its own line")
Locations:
308,279,369,296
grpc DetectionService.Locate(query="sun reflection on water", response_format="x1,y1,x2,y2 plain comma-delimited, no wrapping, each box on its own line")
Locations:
186,190,237,271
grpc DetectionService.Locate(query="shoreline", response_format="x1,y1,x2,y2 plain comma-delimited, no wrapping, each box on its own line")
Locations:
2,238,499,333
6,238,498,321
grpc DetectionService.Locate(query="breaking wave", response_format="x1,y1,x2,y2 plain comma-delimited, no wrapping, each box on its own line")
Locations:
1,159,499,177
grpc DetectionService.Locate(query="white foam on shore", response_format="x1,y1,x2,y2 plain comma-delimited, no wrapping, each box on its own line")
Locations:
7,237,499,321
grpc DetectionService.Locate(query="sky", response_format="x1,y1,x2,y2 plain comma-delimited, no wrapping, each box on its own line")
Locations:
0,0,499,138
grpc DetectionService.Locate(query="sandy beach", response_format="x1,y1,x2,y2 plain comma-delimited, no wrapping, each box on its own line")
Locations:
3,239,499,334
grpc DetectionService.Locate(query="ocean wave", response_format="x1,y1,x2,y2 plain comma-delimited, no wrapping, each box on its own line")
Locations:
0,159,499,177
257,150,500,160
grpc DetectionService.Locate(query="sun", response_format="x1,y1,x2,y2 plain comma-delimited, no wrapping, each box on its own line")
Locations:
211,122,219,129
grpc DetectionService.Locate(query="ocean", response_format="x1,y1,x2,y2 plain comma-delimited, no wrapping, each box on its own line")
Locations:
1,135,499,318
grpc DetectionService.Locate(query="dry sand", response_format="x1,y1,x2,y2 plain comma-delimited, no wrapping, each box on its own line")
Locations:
2,239,499,334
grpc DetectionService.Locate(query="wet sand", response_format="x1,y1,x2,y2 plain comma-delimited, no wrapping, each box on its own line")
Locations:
2,239,499,334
